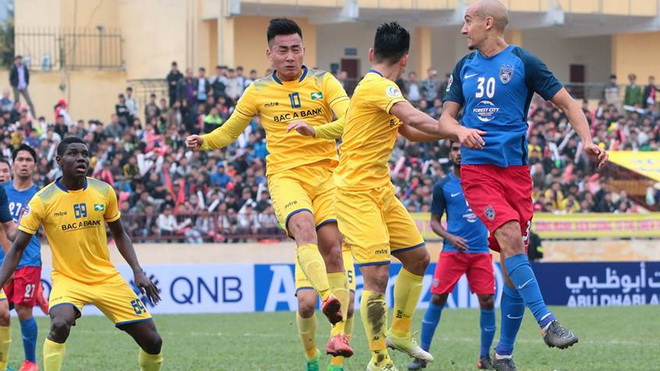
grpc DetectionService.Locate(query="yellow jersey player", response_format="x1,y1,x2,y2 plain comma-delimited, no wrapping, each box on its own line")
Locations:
291,22,484,371
0,137,163,371
186,18,353,359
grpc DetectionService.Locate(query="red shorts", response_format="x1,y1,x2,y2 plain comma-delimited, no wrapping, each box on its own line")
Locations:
461,164,533,252
4,266,42,307
431,252,495,295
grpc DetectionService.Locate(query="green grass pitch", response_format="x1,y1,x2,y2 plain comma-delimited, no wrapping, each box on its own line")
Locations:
7,306,660,370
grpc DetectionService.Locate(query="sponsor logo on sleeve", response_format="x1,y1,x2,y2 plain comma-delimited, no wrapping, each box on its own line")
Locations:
386,86,402,97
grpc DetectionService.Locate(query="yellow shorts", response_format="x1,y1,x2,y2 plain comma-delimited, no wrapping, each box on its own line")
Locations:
268,161,337,237
336,184,425,266
0,289,5,301
295,247,356,294
49,273,152,326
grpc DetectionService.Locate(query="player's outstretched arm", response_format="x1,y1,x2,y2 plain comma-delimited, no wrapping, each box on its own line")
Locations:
287,116,346,140
287,97,350,140
550,88,608,168
185,114,252,151
108,219,161,304
0,231,31,287
439,101,486,150
390,101,445,141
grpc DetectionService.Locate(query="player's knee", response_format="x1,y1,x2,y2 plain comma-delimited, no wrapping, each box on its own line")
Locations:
297,297,316,318
142,331,162,354
430,294,447,306
495,222,524,255
479,295,495,310
371,273,390,293
403,249,430,276
0,310,10,326
15,305,33,321
49,317,72,340
291,218,316,245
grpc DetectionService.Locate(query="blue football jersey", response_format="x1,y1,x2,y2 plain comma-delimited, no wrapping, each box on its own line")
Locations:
444,45,562,167
2,182,41,268
431,173,488,253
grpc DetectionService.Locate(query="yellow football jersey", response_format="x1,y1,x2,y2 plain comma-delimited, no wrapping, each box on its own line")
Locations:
201,66,349,175
18,177,121,283
335,71,407,190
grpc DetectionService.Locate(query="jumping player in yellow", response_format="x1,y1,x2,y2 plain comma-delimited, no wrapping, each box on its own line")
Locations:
0,137,163,371
290,22,485,371
185,18,353,357
296,246,356,371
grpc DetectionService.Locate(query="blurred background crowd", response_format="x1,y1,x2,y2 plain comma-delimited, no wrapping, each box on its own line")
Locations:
2,59,658,243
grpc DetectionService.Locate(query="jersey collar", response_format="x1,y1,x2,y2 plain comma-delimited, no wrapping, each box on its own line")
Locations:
368,69,383,77
55,176,88,193
272,65,309,85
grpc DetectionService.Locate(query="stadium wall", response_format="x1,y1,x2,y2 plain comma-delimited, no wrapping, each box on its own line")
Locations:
0,69,127,123
612,31,660,83
522,30,612,84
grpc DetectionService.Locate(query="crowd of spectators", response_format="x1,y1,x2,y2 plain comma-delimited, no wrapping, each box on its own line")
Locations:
1,60,657,243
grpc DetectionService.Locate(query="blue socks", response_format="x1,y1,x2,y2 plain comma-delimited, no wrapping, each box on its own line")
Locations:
422,301,495,359
420,301,444,351
495,284,525,356
20,317,38,363
504,254,555,329
480,308,496,358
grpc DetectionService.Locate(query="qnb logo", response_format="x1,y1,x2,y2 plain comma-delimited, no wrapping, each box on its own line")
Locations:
473,100,500,122
130,272,161,307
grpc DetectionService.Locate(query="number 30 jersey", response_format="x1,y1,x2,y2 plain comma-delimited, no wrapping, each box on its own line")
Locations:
444,45,562,168
18,177,121,283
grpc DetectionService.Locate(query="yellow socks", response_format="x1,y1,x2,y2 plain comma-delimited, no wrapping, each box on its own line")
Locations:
296,312,318,359
297,244,331,300
361,290,390,366
139,349,163,371
43,338,66,371
345,312,354,339
391,268,424,337
0,326,10,370
327,272,350,333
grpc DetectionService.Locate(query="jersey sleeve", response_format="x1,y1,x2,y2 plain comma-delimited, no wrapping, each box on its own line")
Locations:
372,80,407,114
105,186,121,223
515,47,563,101
233,82,258,118
0,187,10,223
430,180,447,217
200,82,257,150
443,56,467,105
18,196,44,235
322,73,350,113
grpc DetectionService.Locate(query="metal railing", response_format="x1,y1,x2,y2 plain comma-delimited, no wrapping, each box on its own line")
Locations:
14,27,124,71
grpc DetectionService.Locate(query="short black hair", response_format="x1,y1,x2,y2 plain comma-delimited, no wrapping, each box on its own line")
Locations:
12,144,37,163
57,137,87,156
0,158,9,169
267,18,303,45
373,21,410,65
